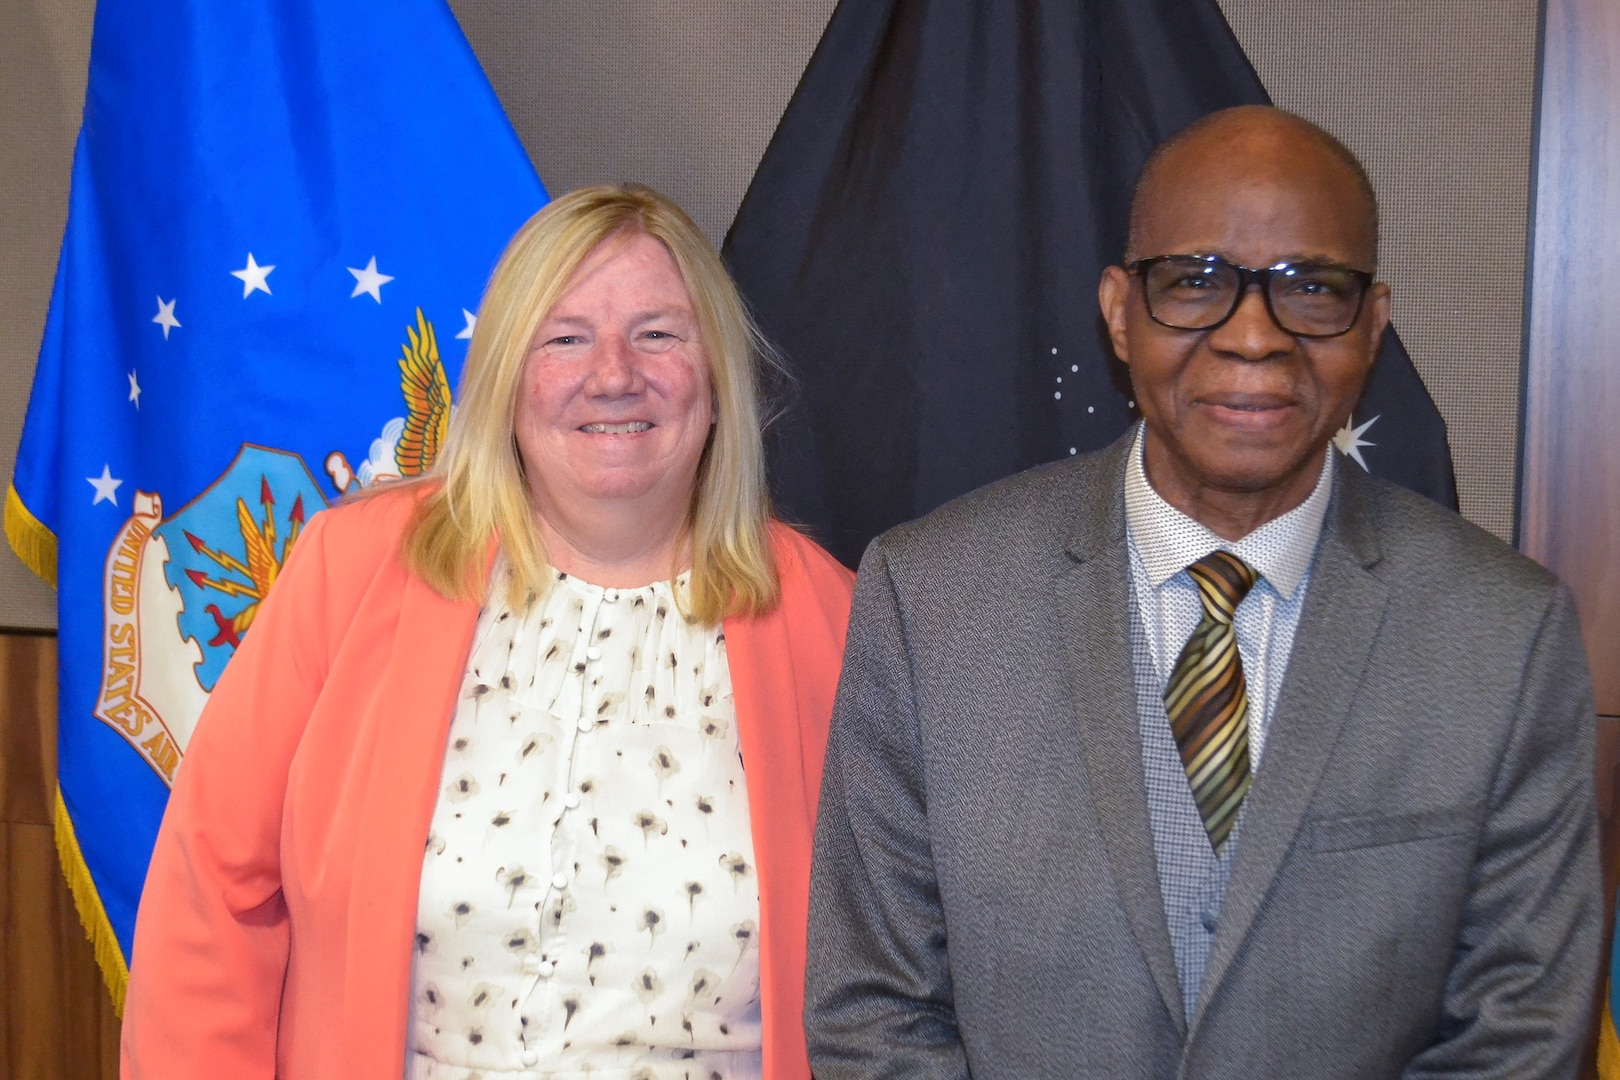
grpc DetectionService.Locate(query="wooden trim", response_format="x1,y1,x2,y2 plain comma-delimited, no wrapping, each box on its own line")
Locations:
0,633,120,1077
1520,0,1620,715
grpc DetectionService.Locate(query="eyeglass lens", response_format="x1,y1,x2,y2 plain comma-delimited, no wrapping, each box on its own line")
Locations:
1141,256,1367,337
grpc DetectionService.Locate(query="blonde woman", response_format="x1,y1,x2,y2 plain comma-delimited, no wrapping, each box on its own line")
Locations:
123,185,854,1080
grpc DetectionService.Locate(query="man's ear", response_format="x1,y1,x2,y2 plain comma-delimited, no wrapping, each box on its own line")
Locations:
1097,265,1134,366
1363,280,1392,373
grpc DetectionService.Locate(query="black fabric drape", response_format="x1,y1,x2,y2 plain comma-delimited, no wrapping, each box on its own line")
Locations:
724,0,1458,568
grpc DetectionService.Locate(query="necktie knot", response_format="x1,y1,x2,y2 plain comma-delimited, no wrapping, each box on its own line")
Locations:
1187,550,1257,625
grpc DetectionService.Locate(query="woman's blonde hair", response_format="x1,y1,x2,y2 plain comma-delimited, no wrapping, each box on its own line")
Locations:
397,183,779,623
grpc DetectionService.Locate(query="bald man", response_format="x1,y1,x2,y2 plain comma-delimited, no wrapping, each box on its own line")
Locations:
805,107,1600,1079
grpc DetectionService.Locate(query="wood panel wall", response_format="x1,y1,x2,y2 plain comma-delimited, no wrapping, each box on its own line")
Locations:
1520,0,1620,716
1521,2,1620,1063
0,633,120,1079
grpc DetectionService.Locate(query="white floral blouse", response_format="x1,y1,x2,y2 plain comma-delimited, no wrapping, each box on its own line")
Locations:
405,568,762,1080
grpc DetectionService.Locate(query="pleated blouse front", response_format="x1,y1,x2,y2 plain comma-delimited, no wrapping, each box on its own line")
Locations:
406,568,762,1080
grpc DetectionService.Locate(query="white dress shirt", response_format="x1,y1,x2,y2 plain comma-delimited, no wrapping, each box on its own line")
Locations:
1124,423,1334,767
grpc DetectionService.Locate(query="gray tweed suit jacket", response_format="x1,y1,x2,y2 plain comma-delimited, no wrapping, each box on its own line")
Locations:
805,435,1600,1079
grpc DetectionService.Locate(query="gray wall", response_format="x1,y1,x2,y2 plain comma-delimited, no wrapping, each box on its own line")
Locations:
0,0,92,629
0,1,1538,630
1222,1,1537,544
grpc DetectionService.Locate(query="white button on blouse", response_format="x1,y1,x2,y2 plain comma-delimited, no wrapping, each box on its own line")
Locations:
406,569,762,1080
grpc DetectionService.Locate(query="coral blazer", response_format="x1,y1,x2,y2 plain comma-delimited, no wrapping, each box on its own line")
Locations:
122,490,853,1079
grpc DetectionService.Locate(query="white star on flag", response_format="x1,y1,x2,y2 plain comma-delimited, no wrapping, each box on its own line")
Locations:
87,464,123,506
128,370,142,409
348,256,394,303
1333,414,1380,471
152,296,181,338
231,253,275,297
456,308,477,340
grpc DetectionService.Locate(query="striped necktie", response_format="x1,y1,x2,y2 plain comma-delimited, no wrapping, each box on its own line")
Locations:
1165,550,1259,851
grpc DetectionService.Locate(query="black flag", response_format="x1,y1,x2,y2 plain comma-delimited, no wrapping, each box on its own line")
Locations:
724,0,1458,568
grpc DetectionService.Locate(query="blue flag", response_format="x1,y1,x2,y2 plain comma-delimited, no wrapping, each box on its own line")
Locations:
4,0,546,1007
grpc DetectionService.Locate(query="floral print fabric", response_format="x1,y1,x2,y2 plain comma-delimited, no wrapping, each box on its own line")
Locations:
407,569,762,1080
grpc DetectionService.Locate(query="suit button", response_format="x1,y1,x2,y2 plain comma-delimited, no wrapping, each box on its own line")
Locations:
585,646,603,661
1200,909,1219,933
522,1049,539,1066
551,872,569,890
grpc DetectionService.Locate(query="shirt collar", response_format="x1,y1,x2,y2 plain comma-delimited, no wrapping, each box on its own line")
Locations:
1122,422,1334,599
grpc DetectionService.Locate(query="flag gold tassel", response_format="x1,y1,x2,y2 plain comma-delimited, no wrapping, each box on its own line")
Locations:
1600,992,1620,1080
5,484,58,587
54,790,129,1015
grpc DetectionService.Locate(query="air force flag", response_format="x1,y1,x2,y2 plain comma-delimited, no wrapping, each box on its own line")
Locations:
4,0,546,1006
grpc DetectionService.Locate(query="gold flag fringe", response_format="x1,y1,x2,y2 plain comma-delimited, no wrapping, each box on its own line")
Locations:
11,456,123,1011
55,791,129,1015
5,484,58,587
1600,995,1620,1080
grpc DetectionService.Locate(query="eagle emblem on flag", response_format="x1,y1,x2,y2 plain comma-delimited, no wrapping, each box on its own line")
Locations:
90,309,453,786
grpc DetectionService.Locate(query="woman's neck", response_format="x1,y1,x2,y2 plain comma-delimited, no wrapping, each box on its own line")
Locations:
532,497,691,588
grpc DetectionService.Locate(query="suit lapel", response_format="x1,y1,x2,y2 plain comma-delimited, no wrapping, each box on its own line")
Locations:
345,564,483,1071
1193,467,1390,1026
1055,440,1187,1037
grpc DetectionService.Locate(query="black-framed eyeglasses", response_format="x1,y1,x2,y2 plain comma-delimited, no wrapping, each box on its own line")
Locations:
1127,254,1374,339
